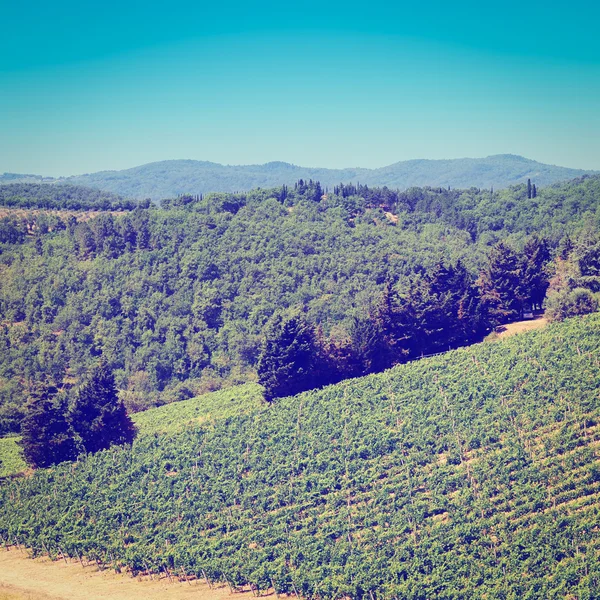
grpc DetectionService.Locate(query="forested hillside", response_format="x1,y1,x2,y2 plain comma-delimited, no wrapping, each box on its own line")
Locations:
4,155,596,200
1,316,599,598
0,183,146,211
0,175,599,434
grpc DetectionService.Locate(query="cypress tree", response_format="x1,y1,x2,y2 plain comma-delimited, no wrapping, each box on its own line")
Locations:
70,361,136,454
19,385,77,468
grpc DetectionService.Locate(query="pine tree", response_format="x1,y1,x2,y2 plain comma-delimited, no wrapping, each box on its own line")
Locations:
19,385,77,468
424,260,486,349
348,315,390,376
70,361,136,453
478,242,525,325
257,313,319,402
521,236,550,310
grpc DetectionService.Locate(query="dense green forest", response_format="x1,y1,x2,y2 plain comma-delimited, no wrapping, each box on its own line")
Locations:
0,183,146,211
0,175,599,433
1,316,599,598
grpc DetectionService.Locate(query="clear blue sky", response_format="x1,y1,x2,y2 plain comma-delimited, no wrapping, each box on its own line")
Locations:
1,0,599,175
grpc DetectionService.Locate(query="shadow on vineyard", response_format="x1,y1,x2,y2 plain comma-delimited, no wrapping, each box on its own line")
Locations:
1,315,600,599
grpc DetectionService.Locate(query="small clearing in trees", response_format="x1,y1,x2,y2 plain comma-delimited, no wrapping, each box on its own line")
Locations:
496,316,547,338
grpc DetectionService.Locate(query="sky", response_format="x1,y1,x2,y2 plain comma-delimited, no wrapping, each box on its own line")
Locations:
1,0,599,176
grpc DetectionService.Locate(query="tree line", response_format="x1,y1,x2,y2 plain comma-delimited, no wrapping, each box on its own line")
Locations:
0,183,148,211
257,237,553,401
19,362,136,468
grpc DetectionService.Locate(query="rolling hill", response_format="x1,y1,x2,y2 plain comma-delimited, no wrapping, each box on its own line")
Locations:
1,315,599,598
1,173,599,435
3,154,596,199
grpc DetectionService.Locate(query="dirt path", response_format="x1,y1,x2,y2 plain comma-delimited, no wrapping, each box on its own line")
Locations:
0,550,253,600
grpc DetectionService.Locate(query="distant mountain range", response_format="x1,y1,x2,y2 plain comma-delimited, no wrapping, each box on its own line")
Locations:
2,154,596,200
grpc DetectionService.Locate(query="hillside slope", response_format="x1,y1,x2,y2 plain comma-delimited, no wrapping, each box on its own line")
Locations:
5,155,596,199
1,315,600,598
1,173,599,434
0,384,264,478
0,183,135,210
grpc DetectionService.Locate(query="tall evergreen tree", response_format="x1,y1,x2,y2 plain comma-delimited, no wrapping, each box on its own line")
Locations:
371,279,409,364
478,242,524,325
19,385,77,468
521,236,550,310
348,314,390,376
70,361,136,453
257,313,319,402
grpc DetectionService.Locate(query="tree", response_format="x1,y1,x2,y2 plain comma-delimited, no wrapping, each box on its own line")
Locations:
577,242,600,291
257,313,320,402
19,385,77,468
545,288,599,322
371,279,410,365
521,236,550,310
478,242,524,325
70,361,137,453
348,314,391,376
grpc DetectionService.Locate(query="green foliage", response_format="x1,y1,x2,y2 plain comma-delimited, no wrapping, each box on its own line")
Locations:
479,242,524,324
0,217,26,245
0,175,598,431
544,238,600,322
0,383,262,478
19,385,77,468
0,436,26,478
70,362,137,454
521,235,550,309
1,316,599,598
0,183,143,210
257,313,320,402
545,288,599,322
131,383,263,436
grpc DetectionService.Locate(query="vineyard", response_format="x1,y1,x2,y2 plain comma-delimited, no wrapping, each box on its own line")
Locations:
0,384,264,478
1,315,600,599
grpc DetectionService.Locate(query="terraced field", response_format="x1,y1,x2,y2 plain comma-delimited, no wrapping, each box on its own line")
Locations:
1,315,599,599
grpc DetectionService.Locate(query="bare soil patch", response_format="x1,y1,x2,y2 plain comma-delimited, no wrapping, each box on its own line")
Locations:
0,550,252,600
496,317,548,338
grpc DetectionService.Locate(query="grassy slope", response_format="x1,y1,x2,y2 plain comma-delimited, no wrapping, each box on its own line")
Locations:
0,438,25,479
1,316,600,599
131,383,263,435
